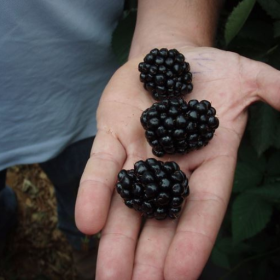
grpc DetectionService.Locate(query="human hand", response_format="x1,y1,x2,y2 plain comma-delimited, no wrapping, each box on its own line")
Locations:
75,47,280,280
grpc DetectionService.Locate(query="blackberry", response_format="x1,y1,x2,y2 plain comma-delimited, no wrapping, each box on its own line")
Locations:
140,98,219,157
116,158,189,220
138,48,193,101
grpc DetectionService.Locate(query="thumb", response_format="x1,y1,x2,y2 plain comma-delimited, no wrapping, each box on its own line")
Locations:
244,58,280,110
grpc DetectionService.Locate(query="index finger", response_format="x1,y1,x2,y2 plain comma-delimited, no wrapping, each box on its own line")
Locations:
75,130,126,234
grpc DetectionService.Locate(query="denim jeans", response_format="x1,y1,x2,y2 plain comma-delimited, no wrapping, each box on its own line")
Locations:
0,170,17,251
0,136,96,251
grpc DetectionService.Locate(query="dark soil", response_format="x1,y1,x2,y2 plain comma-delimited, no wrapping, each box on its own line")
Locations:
0,165,76,280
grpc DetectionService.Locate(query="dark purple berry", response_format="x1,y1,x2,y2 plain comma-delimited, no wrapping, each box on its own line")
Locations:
142,201,154,213
125,200,134,208
145,183,159,198
121,189,131,199
116,183,123,194
116,159,189,220
157,192,171,206
155,207,168,220
139,48,193,100
140,98,219,156
170,196,184,207
172,183,184,196
169,207,182,219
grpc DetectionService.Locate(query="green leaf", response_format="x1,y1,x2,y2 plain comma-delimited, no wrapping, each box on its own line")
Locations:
267,151,280,175
274,120,280,148
213,237,250,254
228,36,270,61
246,183,280,202
249,103,279,156
238,20,273,45
264,175,280,185
253,260,271,280
112,10,137,65
211,247,231,269
211,252,230,270
233,162,263,193
215,237,234,253
232,194,272,244
211,237,237,269
238,142,266,172
265,151,280,183
267,45,280,70
225,0,256,45
274,21,280,37
257,0,280,19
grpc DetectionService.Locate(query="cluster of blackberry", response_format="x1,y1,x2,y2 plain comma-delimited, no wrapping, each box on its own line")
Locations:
116,159,189,220
116,48,219,220
138,48,193,101
140,98,219,157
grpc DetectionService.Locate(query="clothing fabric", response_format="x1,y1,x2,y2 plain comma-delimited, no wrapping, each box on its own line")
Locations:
0,0,124,170
0,184,18,253
39,137,96,250
0,137,96,250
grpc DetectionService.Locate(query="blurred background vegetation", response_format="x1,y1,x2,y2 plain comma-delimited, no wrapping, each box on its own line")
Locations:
112,0,280,279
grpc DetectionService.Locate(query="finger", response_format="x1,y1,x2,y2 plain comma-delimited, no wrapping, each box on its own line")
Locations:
244,58,280,110
164,154,237,280
131,168,192,280
173,126,241,174
132,219,177,280
96,154,143,280
75,130,126,234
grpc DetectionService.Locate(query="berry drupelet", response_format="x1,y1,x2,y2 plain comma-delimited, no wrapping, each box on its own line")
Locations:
116,158,189,220
138,48,193,101
140,98,219,157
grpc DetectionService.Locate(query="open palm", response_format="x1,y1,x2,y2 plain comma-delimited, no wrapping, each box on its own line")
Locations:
75,47,280,280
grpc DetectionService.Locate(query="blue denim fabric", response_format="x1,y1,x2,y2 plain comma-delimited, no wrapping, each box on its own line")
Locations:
39,136,96,251
0,137,96,251
0,169,18,252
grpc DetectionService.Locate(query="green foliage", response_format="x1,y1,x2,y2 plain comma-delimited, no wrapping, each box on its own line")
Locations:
225,0,256,45
212,0,280,277
233,162,263,193
211,238,232,269
257,0,280,19
266,151,280,175
267,44,280,69
247,184,280,202
237,144,266,172
232,194,273,244
249,103,280,155
274,21,280,37
112,10,137,64
275,123,280,149
238,20,273,45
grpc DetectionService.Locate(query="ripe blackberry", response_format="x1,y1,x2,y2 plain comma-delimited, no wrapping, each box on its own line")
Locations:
116,158,189,220
140,98,219,157
138,48,193,101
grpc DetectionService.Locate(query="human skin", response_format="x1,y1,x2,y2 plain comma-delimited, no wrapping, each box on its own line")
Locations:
75,1,280,279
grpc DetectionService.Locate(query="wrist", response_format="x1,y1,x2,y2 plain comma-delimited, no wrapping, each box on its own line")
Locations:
128,0,223,59
128,31,203,60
